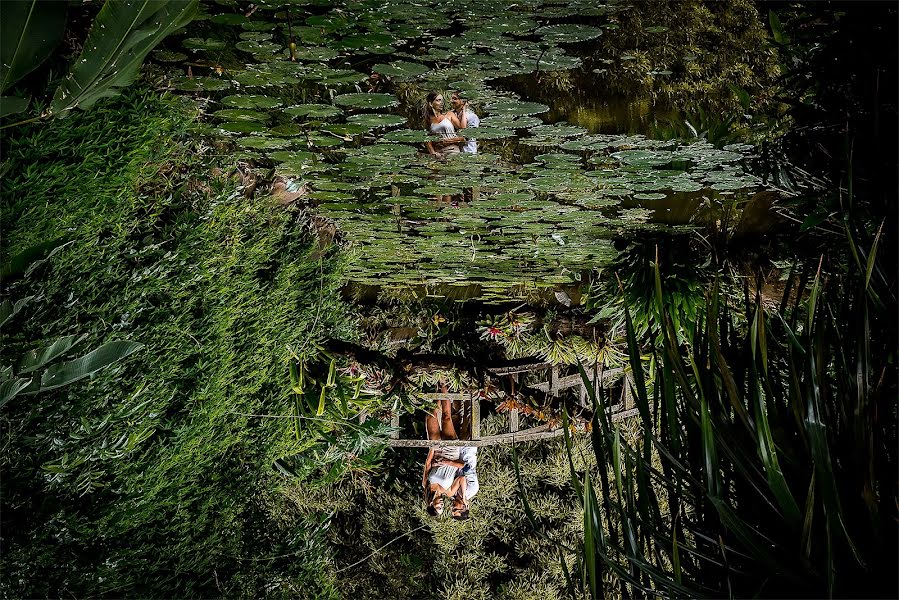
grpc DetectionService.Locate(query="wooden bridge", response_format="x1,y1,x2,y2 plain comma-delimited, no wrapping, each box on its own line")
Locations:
384,362,638,448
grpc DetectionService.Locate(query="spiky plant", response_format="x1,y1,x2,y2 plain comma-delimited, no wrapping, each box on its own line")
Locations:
519,226,896,598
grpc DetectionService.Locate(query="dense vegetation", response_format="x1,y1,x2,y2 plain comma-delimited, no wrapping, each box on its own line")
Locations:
1,0,896,598
1,91,352,596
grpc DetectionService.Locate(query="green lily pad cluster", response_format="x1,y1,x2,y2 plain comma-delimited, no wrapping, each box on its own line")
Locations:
153,0,769,299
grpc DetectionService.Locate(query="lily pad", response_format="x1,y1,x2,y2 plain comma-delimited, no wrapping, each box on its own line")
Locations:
343,113,406,129
333,93,399,109
153,49,187,63
372,61,430,80
535,24,603,43
171,76,231,92
182,37,227,51
221,95,283,109
486,100,549,117
238,136,292,150
283,104,343,119
212,108,269,122
381,129,440,143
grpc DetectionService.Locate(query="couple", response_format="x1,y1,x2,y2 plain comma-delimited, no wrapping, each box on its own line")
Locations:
423,91,480,158
422,395,480,519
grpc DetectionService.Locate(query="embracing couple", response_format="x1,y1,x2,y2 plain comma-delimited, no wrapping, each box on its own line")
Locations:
422,393,480,520
423,91,480,158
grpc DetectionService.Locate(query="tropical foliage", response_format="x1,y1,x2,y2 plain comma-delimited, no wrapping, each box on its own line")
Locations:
558,229,896,598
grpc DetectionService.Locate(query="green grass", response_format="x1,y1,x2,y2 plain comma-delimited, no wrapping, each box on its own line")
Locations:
1,89,353,597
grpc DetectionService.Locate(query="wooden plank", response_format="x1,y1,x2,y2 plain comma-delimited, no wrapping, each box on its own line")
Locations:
420,392,467,401
388,425,562,448
510,409,519,433
389,407,640,448
487,362,551,375
611,407,639,422
470,394,480,439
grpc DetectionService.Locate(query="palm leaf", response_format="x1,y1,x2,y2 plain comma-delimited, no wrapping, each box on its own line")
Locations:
0,377,33,408
50,0,198,116
0,0,67,93
39,340,143,391
17,334,87,374
0,296,34,328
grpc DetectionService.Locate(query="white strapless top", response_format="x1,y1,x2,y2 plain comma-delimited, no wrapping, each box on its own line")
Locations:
429,117,456,138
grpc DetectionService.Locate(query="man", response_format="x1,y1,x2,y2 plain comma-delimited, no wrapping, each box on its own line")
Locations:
451,92,479,154
447,445,478,520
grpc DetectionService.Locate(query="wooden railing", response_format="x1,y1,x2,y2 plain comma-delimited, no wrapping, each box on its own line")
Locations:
386,362,637,448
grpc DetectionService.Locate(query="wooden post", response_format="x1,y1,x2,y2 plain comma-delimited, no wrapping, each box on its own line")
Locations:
470,393,481,439
510,409,519,433
624,374,634,411
390,409,400,439
550,365,559,395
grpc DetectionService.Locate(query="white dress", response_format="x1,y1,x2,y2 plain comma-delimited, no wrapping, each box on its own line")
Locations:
428,446,461,489
429,117,461,156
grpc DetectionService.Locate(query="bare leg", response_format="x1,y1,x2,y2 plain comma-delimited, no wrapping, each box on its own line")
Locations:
426,404,441,440
440,398,458,440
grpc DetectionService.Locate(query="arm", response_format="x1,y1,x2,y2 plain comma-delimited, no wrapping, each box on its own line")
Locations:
425,141,437,155
458,107,468,129
448,475,468,500
446,111,464,130
422,449,435,486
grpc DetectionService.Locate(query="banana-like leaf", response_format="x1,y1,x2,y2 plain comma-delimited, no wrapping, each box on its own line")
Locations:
0,296,34,328
0,0,67,93
18,333,87,374
50,0,198,117
0,377,33,408
39,340,143,391
0,95,30,118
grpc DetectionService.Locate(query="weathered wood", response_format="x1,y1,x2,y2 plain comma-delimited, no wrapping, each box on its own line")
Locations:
388,425,560,448
390,410,400,439
470,394,481,439
510,409,519,433
420,392,468,401
533,367,625,393
612,407,639,422
487,362,551,375
624,375,635,411
388,407,639,448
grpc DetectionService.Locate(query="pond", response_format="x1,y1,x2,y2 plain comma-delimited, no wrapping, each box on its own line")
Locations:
157,0,778,303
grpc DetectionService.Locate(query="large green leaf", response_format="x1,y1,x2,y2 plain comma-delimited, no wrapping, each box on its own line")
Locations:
18,334,87,374
0,296,34,328
39,340,143,391
50,0,198,116
0,95,30,118
0,0,67,93
0,377,33,408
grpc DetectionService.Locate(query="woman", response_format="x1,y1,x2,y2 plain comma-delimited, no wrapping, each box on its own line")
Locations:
422,393,466,516
423,91,467,158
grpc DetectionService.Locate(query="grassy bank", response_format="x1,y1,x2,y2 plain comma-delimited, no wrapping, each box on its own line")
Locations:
1,90,353,597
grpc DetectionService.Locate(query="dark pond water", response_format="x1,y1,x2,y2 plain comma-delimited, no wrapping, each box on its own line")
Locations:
158,1,781,302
